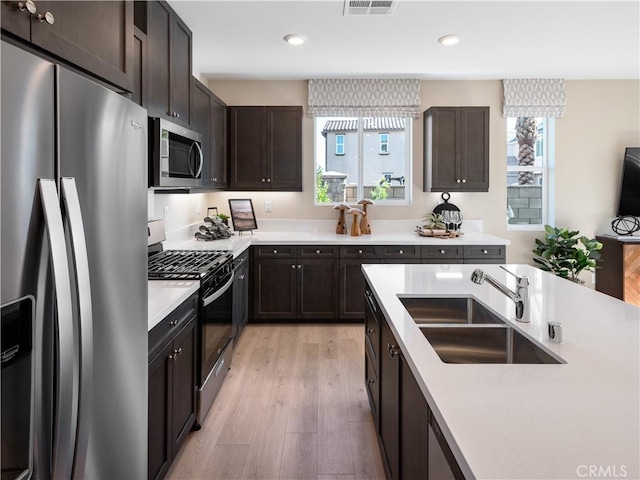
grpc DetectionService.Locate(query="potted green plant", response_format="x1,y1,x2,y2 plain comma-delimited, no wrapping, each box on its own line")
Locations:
532,225,603,284
216,213,230,226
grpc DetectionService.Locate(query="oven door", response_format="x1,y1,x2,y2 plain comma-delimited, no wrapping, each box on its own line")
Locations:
199,270,233,386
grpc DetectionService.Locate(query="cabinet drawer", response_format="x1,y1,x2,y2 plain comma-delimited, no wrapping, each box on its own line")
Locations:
297,246,338,258
379,245,420,259
340,246,379,258
422,245,463,259
463,245,505,260
252,245,295,258
149,292,198,361
365,351,380,431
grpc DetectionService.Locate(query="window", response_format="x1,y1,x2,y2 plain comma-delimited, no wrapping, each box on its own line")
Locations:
506,117,555,230
315,117,412,204
335,134,345,156
379,133,389,155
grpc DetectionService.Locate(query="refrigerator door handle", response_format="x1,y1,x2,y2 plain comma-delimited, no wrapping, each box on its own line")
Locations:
60,177,93,478
38,179,77,480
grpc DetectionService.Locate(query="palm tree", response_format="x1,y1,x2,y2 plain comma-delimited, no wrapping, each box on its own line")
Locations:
516,117,537,185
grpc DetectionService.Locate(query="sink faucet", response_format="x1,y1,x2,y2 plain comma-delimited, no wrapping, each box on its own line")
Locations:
470,267,530,323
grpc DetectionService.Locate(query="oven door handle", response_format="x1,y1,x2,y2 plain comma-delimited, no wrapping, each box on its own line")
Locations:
202,274,233,307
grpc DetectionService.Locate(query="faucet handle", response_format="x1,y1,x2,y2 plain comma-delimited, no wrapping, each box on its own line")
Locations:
499,266,529,286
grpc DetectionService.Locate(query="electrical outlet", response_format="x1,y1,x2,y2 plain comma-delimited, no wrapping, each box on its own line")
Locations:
164,206,169,221
265,200,272,212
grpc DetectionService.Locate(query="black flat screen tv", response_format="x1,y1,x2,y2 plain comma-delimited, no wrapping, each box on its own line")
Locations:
617,147,640,217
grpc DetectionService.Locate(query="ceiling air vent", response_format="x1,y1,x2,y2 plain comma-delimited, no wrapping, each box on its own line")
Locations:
343,0,397,15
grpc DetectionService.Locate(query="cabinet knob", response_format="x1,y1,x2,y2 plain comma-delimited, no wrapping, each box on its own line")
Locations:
367,378,375,384
440,249,446,254
261,178,266,183
267,178,271,183
169,347,182,360
239,274,245,280
483,249,488,254
456,179,461,184
316,249,321,254
387,343,399,357
291,264,295,269
462,178,466,184
37,10,54,24
358,249,363,255
297,264,302,269
366,328,374,334
17,0,36,14
399,249,404,255
169,319,178,326
273,249,278,254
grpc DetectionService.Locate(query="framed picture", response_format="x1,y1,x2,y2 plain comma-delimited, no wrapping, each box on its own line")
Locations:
228,199,258,232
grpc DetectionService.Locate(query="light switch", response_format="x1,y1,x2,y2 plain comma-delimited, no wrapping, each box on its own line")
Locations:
265,200,272,212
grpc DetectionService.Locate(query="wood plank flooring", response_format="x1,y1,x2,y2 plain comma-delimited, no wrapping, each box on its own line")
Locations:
166,324,385,480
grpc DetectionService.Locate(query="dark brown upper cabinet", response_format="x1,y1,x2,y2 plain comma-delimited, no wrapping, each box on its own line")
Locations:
227,106,302,191
145,0,192,126
1,0,134,92
191,77,227,189
424,106,490,192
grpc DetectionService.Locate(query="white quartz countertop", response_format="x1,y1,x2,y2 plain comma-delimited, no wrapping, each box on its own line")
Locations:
362,263,640,480
148,280,198,331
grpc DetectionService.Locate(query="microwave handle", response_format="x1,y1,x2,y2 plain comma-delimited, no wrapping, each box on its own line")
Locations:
194,141,203,179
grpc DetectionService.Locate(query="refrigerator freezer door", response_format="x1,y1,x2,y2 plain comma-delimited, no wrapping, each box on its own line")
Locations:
58,68,148,479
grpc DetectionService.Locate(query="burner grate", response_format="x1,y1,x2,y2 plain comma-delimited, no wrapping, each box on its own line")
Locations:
148,250,231,280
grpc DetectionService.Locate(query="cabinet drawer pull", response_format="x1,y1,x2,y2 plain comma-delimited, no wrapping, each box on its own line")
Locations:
440,249,446,254
483,249,488,254
17,0,36,14
358,249,363,254
37,10,54,24
387,343,399,357
169,347,182,360
316,249,321,254
169,319,178,326
273,249,278,254
367,378,375,384
399,249,404,255
366,328,374,334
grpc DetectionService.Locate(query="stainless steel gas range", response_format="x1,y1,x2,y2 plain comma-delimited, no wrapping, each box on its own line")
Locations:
148,229,234,427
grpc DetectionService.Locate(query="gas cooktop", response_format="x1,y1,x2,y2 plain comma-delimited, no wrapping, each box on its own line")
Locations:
147,250,232,280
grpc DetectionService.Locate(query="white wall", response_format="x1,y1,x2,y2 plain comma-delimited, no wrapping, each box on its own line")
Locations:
157,79,639,271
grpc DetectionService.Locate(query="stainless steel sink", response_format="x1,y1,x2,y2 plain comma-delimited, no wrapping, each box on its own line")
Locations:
399,296,505,325
419,325,564,364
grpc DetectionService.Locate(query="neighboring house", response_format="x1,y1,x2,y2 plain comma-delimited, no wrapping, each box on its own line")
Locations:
322,118,406,186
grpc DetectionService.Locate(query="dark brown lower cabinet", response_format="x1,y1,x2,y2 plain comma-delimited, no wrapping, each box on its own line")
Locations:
368,284,465,480
252,258,297,319
148,296,197,480
298,258,339,319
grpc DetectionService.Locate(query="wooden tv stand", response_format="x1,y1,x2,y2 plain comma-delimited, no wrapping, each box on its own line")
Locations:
595,235,640,307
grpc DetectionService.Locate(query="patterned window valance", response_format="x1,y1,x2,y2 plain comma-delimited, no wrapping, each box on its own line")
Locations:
307,79,421,118
503,79,567,118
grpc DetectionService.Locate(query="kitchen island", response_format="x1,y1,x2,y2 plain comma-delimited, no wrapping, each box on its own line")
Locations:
363,263,640,480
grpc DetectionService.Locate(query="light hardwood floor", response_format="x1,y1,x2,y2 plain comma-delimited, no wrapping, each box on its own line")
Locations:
166,324,386,480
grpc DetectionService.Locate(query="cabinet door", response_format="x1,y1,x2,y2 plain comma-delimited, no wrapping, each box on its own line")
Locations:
428,107,458,191
266,106,302,191
209,94,227,187
297,258,339,319
233,258,249,338
253,258,296,319
169,13,191,124
148,342,173,480
1,1,31,40
400,355,429,480
379,319,400,480
340,258,381,320
192,78,211,186
228,106,266,190
30,1,134,92
132,26,147,107
458,107,489,191
171,318,196,455
146,1,171,118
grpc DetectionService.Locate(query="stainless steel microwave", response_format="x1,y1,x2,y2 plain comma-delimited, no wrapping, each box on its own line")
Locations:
149,117,203,188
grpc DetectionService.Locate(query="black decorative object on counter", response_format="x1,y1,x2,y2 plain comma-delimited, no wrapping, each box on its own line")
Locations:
611,215,640,236
432,192,462,231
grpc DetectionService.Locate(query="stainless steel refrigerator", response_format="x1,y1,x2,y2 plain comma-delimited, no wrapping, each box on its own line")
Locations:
1,41,148,479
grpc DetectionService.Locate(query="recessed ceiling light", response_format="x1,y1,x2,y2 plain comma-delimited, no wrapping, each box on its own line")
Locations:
284,34,306,46
438,34,461,46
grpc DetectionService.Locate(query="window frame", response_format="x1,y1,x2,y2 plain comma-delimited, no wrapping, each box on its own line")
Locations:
314,117,413,206
379,133,389,155
335,133,345,156
506,117,555,231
